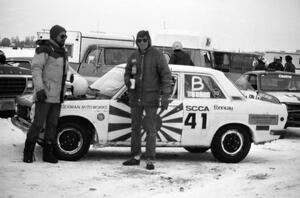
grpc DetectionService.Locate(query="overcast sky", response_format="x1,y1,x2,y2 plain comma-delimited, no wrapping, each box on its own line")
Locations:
1,0,299,52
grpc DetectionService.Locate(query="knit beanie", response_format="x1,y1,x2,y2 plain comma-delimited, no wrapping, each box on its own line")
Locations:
50,25,66,40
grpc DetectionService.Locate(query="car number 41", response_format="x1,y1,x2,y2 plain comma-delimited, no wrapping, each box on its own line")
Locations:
184,113,207,129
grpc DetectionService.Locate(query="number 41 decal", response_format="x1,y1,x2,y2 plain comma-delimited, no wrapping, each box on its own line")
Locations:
184,113,207,129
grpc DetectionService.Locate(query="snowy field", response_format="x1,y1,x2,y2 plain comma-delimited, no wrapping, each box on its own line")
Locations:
0,117,300,198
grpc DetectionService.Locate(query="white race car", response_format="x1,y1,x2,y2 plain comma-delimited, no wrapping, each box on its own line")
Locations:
235,70,300,128
12,64,287,163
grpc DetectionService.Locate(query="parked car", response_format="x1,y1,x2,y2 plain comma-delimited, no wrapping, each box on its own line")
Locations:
12,64,287,163
1,55,82,114
235,70,300,127
5,57,32,70
0,62,33,113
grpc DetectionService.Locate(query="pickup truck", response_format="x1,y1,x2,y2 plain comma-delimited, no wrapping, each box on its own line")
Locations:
0,61,33,114
37,30,136,84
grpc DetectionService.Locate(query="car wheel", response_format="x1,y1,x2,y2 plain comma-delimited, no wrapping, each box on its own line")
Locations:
184,147,210,153
211,125,251,163
54,122,90,161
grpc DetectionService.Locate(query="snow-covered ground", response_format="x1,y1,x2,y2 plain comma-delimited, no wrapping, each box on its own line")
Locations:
0,117,299,198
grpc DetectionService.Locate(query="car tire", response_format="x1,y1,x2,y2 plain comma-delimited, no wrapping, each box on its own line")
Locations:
53,122,90,161
211,125,251,163
184,147,210,153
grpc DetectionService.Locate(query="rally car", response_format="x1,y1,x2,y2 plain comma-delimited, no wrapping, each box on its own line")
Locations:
12,64,287,163
235,70,300,127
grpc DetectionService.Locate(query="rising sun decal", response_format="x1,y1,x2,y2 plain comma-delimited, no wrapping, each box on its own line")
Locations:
108,103,183,142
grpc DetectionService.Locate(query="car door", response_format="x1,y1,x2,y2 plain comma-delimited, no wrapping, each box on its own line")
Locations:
155,73,184,143
107,73,184,144
181,73,228,146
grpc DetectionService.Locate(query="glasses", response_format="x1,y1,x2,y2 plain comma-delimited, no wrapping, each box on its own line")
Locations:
137,38,148,43
59,34,68,39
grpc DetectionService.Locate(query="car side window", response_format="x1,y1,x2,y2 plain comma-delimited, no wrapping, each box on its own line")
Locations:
248,74,258,90
104,48,135,65
184,74,225,99
235,75,254,90
79,48,102,77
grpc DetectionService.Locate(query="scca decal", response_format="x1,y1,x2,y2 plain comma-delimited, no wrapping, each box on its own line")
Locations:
185,105,209,111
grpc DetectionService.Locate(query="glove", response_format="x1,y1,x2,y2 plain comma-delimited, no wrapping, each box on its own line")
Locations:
36,89,47,102
161,96,169,111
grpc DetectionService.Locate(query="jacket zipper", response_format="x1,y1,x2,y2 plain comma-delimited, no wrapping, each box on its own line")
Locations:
138,54,144,104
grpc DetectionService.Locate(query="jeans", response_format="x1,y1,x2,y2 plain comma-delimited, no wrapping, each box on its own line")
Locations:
130,106,157,160
26,102,61,143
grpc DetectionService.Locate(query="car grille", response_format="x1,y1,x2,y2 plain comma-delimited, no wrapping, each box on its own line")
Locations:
285,103,300,127
0,77,26,97
16,104,31,121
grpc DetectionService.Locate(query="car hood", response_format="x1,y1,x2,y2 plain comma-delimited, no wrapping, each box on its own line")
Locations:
266,91,300,104
241,90,300,104
0,64,31,75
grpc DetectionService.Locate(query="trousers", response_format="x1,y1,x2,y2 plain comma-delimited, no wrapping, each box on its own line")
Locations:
26,102,61,143
130,106,157,160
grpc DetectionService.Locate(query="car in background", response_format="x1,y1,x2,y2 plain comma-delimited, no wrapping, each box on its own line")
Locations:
0,62,33,114
0,56,79,116
235,70,300,127
12,64,287,163
5,57,32,70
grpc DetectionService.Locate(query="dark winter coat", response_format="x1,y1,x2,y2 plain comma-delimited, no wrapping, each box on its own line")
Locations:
254,62,266,71
31,40,68,103
169,50,194,66
268,61,283,71
284,62,295,73
124,46,172,107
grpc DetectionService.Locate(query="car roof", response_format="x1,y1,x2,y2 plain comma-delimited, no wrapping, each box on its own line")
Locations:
6,57,33,61
244,70,300,75
115,63,244,98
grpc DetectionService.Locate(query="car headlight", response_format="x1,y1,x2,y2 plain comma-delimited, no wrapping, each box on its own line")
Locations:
257,92,280,104
26,79,33,89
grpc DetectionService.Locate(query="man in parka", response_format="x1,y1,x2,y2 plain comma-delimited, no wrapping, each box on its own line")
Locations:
284,55,295,73
169,41,194,66
23,25,69,163
123,30,172,170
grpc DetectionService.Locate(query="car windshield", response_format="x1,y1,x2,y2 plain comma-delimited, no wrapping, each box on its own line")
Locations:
260,73,300,92
89,65,125,98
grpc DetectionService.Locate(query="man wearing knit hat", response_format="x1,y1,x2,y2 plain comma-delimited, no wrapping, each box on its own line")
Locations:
23,25,69,164
169,41,194,66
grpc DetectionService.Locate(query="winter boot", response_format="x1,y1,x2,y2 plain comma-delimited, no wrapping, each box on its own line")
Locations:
43,143,58,163
23,139,36,163
146,160,155,170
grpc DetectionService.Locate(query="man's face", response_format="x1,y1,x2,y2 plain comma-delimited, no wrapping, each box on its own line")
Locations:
137,36,149,51
55,32,67,47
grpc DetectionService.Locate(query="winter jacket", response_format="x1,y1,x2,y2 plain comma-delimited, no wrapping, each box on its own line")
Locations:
31,40,69,103
169,50,194,66
124,46,172,107
268,62,283,71
284,62,295,73
254,63,266,71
